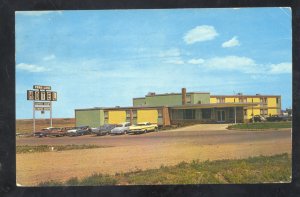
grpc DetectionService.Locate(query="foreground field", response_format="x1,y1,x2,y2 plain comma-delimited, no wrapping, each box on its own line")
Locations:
16,124,291,186
38,153,291,185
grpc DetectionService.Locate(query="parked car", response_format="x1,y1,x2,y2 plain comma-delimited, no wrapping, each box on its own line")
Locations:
67,126,90,136
266,115,291,122
91,124,117,136
249,115,266,122
34,127,63,137
128,122,158,134
110,122,131,135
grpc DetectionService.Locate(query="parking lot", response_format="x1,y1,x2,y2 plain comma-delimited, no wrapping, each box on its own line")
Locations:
16,124,292,185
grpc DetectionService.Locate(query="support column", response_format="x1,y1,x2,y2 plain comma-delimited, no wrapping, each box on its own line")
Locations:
50,101,53,127
234,107,236,124
33,101,35,134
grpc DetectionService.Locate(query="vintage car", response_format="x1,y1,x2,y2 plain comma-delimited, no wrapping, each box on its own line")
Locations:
67,125,91,136
110,122,131,135
91,124,117,136
128,122,158,134
34,127,62,137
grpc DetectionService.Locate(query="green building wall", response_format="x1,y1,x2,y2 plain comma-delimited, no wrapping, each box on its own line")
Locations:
133,93,210,107
191,93,210,104
75,109,104,127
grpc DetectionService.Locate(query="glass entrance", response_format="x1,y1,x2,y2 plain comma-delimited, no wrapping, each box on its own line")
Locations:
217,110,225,122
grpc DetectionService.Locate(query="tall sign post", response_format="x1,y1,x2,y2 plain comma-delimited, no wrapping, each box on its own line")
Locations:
27,85,57,134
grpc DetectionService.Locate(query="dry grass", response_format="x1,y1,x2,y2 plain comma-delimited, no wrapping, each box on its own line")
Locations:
16,118,75,134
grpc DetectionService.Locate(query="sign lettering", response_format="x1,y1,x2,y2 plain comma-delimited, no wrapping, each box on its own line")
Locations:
33,85,51,90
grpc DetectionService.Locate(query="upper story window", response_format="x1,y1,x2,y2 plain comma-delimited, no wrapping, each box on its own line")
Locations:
186,95,191,104
217,97,225,103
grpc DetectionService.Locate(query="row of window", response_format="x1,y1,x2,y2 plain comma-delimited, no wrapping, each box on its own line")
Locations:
216,97,269,103
104,109,163,119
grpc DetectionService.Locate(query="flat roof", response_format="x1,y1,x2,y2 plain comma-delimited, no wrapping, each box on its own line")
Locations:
211,95,281,97
133,92,210,99
75,102,259,111
170,103,259,110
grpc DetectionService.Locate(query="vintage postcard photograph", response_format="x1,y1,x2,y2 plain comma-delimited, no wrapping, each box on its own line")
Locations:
15,8,292,186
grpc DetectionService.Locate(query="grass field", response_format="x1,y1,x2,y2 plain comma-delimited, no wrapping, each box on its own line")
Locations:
16,144,111,154
16,118,75,134
38,153,291,186
228,121,292,130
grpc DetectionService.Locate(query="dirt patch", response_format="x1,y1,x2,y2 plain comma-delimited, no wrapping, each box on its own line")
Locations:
16,126,291,186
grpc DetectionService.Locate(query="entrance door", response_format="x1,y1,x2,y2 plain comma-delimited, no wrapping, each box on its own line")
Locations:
217,110,226,122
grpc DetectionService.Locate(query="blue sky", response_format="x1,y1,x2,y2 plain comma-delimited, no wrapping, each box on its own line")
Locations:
15,8,292,119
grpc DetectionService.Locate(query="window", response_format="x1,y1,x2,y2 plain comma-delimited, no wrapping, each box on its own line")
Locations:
186,95,191,104
158,109,162,118
217,97,225,103
132,110,137,118
260,109,263,115
229,108,234,119
276,98,279,104
183,109,195,119
239,98,243,103
244,109,247,116
126,110,131,117
104,111,108,119
202,109,211,119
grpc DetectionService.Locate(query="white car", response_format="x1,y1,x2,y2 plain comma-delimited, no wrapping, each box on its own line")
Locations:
110,122,131,135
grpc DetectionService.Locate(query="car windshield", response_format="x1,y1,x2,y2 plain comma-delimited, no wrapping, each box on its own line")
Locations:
116,124,123,127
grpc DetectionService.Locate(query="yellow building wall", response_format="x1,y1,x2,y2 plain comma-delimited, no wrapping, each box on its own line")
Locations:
210,98,217,103
137,109,158,124
268,109,278,116
246,97,260,103
246,108,260,119
108,110,126,124
268,97,277,107
225,97,235,103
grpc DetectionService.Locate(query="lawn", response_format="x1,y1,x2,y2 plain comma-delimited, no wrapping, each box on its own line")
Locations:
228,121,292,130
38,153,291,185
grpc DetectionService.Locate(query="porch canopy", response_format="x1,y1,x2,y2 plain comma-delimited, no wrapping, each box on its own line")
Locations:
170,102,259,124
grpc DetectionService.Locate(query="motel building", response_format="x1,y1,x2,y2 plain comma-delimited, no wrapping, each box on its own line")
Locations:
75,88,281,127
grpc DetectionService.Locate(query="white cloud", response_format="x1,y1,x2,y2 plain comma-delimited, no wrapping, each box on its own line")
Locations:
16,11,62,16
269,62,292,74
159,48,181,57
16,63,49,73
43,54,56,61
183,25,218,44
187,58,205,64
222,36,240,48
198,55,292,75
203,56,256,73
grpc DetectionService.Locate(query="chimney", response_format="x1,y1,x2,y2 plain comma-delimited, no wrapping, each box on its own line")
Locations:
182,88,186,105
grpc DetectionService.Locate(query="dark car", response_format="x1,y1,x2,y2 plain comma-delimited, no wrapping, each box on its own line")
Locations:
266,115,291,122
67,126,91,136
34,127,62,137
91,124,117,136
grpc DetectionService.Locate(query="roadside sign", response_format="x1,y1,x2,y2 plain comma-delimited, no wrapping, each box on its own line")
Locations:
27,90,34,100
52,92,57,101
33,85,51,90
40,91,46,100
35,107,51,111
35,102,51,106
46,91,52,101
27,85,57,133
34,90,40,100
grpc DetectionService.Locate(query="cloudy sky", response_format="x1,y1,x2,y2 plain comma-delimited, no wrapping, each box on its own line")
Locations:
16,8,292,119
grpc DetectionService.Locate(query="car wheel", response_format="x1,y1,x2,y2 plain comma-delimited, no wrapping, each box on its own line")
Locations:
144,130,147,133
124,130,127,134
